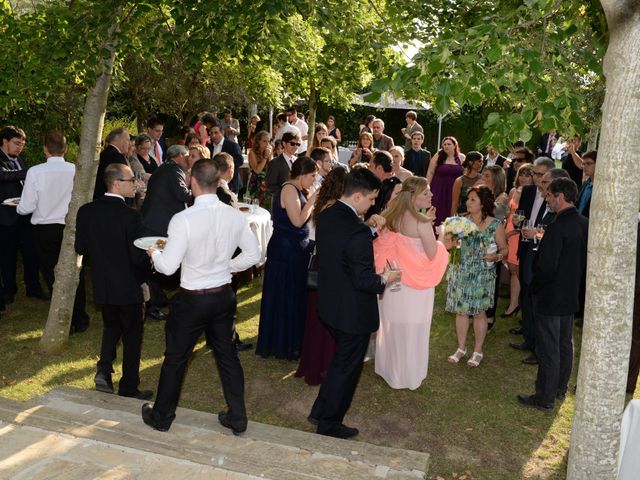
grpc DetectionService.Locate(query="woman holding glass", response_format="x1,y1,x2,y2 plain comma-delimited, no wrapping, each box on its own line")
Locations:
443,185,508,367
373,177,449,389
256,157,318,360
349,131,375,167
247,130,273,206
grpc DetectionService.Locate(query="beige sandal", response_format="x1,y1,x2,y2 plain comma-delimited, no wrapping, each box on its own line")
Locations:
467,352,484,367
448,348,467,364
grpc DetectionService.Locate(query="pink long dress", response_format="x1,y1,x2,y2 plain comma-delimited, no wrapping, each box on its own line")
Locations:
373,231,449,390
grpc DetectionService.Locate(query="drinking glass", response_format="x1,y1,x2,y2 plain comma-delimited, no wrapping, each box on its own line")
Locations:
252,198,260,212
532,224,545,251
388,260,402,292
512,210,525,229
242,193,252,205
521,219,533,243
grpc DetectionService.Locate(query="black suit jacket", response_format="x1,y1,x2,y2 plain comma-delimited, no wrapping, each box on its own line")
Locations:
94,145,128,199
75,195,148,305
404,149,431,177
141,160,192,236
265,154,290,195
531,207,588,315
517,184,553,285
0,150,27,226
209,140,244,193
483,154,507,169
316,201,385,335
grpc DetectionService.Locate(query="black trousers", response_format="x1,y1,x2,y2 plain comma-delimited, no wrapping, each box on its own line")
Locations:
0,217,42,298
310,326,370,431
520,282,536,350
627,278,640,394
152,287,245,429
534,312,574,405
99,303,144,394
33,223,88,327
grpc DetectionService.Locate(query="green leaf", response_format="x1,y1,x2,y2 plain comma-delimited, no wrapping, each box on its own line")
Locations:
519,127,533,143
427,60,445,74
480,83,495,97
434,95,450,115
540,117,556,131
436,79,452,97
529,60,544,74
468,91,482,106
486,112,500,126
486,47,501,63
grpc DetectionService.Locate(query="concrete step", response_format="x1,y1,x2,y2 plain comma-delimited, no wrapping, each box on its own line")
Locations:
0,387,428,479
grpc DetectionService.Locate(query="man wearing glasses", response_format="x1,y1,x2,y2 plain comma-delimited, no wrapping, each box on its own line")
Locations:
76,163,153,400
0,125,46,307
310,147,333,193
265,131,300,195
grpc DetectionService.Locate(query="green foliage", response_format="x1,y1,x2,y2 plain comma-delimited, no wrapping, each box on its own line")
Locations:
376,0,607,149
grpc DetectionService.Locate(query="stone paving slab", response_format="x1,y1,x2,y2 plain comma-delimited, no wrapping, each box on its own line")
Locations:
0,388,428,479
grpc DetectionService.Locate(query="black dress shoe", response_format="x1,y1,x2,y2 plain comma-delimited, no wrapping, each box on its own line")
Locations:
317,423,359,439
146,308,166,321
509,326,523,335
521,354,538,365
234,341,253,351
517,394,553,412
501,306,520,318
69,323,89,335
119,389,154,400
218,411,247,436
94,372,114,394
510,341,533,352
141,403,169,432
307,415,319,426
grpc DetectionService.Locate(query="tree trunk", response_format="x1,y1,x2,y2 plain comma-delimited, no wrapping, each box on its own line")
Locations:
39,40,118,354
307,80,318,142
567,3,640,478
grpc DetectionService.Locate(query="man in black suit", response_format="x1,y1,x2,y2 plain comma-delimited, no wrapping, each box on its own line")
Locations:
518,178,588,411
76,163,153,400
483,145,508,169
141,144,193,321
265,131,299,195
208,122,244,193
309,168,399,439
0,125,45,304
94,128,131,199
147,117,166,165
403,131,431,177
511,158,558,360
536,131,557,158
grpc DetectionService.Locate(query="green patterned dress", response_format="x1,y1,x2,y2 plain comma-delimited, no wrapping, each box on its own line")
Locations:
445,218,500,315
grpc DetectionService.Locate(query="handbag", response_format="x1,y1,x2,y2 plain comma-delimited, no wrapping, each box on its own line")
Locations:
307,246,319,289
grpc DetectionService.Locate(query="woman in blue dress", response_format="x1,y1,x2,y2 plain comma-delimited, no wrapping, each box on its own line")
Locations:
443,185,508,367
256,157,318,359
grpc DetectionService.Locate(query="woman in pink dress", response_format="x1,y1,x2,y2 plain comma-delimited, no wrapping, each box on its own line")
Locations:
373,177,449,389
427,136,465,226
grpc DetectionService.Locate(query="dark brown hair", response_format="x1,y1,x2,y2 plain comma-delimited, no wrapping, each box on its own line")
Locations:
467,184,495,220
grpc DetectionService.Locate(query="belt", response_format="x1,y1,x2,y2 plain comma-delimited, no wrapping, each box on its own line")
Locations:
180,284,231,295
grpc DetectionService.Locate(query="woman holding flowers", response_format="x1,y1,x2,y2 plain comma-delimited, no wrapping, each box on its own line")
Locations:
442,185,508,367
373,178,449,389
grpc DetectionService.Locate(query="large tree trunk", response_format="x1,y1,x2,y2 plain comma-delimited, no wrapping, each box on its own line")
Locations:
307,81,318,143
567,2,640,478
39,40,118,354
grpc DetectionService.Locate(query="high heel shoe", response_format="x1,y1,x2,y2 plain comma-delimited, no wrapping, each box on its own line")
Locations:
501,306,520,318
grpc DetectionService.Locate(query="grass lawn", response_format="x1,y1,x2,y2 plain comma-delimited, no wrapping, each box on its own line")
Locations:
0,275,637,480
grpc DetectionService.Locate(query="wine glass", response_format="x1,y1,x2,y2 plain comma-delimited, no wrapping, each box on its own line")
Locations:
532,224,545,251
512,210,525,230
521,219,533,243
388,260,402,292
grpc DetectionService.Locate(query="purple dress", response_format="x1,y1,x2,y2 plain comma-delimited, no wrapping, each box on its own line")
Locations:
431,162,464,225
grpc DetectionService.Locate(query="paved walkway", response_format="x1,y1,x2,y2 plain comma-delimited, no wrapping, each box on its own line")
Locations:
0,388,428,479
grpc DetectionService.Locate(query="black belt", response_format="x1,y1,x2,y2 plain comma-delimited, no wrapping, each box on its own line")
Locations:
180,284,231,295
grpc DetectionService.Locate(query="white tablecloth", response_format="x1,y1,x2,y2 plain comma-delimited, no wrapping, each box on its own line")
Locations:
618,399,640,479
240,205,272,266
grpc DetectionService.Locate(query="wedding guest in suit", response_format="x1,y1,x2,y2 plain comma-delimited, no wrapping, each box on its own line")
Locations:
76,163,153,399
94,128,131,199
141,157,260,434
265,131,299,195
403,132,431,177
371,118,394,152
400,111,423,150
134,133,157,175
576,151,597,218
0,125,45,304
309,168,399,439
141,144,193,321
536,131,557,158
483,145,507,169
220,111,240,144
208,121,244,193
147,117,166,165
17,131,89,332
506,146,534,192
518,177,588,411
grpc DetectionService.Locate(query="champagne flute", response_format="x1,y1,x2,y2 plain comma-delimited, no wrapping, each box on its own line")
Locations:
512,210,525,230
532,224,545,251
521,219,533,243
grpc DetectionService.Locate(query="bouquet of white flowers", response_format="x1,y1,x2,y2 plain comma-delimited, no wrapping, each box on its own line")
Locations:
441,216,479,265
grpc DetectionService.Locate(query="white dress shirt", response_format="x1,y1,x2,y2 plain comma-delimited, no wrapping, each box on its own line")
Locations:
212,137,224,157
17,156,75,225
530,189,545,224
294,118,309,154
275,122,300,140
151,194,260,289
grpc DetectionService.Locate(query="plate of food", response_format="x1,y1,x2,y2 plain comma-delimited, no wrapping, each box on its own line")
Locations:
2,197,20,207
134,236,168,250
238,203,252,212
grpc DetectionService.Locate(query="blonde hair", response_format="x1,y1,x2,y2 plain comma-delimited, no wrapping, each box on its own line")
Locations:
381,177,431,232
189,144,210,159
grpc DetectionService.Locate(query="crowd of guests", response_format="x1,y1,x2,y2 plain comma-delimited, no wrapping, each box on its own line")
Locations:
2,109,639,440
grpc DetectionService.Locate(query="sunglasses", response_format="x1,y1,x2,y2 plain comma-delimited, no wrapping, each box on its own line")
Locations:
288,141,301,147
117,177,136,183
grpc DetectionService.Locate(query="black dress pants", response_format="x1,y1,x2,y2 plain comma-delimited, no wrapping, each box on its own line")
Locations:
99,303,144,394
520,281,536,351
534,312,574,405
0,217,42,298
33,223,88,328
152,287,245,430
310,326,370,431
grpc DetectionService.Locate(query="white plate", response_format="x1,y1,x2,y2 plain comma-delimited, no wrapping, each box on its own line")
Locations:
2,197,20,206
134,236,167,250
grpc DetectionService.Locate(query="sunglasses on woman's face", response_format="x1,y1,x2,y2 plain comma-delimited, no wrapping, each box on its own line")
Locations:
289,141,301,147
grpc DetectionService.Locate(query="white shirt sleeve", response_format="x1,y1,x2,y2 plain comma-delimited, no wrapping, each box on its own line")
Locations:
16,170,37,215
151,215,189,275
230,221,261,273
